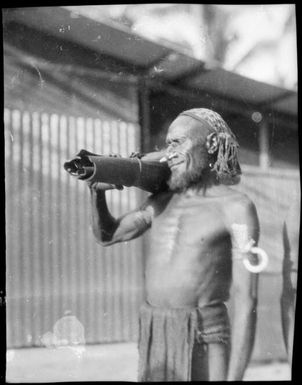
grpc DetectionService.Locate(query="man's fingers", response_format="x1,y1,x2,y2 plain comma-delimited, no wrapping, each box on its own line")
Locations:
87,181,124,191
109,153,122,158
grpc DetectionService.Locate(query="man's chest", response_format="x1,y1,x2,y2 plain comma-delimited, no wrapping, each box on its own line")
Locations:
149,194,230,247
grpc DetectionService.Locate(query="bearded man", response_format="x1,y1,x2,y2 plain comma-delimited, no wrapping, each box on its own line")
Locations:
87,108,260,381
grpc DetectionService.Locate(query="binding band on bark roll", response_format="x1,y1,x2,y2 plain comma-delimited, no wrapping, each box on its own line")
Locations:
64,149,171,194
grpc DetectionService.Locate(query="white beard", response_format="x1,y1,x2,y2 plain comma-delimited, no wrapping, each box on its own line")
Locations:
168,164,206,192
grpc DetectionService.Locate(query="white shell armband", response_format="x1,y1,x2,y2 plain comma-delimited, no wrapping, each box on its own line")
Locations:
231,224,269,273
241,240,269,273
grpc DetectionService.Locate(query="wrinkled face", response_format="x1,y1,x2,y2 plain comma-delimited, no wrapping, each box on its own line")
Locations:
165,116,212,191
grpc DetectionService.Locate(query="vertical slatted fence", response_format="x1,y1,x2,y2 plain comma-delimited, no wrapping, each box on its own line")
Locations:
5,108,300,362
5,108,144,348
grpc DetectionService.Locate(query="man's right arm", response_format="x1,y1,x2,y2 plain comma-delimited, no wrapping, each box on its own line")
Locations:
89,182,153,246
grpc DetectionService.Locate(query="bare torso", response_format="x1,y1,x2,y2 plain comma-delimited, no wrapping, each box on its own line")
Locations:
144,186,239,308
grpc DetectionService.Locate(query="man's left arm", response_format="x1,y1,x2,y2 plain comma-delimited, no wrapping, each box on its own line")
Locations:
226,196,260,381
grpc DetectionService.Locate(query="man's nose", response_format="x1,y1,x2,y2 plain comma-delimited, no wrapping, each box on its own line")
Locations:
166,142,177,154
160,149,178,163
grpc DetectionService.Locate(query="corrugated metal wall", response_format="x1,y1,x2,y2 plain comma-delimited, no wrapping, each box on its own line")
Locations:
5,108,144,348
5,107,300,361
233,168,300,362
237,167,300,274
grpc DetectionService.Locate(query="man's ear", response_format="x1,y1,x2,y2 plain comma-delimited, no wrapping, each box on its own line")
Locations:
206,132,219,154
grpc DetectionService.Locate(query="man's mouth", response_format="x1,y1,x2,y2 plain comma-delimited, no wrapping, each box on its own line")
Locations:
169,160,184,169
159,153,184,169
159,152,179,162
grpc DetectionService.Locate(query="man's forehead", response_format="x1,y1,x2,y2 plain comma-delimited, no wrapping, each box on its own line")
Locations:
167,115,212,139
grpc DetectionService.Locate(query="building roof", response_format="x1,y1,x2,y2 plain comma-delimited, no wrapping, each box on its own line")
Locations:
3,6,297,122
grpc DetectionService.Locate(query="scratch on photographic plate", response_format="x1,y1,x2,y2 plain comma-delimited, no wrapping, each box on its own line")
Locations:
32,63,45,89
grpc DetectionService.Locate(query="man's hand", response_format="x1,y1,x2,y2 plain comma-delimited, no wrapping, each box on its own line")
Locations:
86,181,123,191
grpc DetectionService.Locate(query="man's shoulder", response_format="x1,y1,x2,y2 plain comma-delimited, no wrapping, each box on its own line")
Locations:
221,189,257,223
205,185,254,206
224,189,254,208
141,190,174,213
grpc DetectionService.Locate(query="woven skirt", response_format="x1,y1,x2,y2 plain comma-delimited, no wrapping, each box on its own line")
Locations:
137,301,230,382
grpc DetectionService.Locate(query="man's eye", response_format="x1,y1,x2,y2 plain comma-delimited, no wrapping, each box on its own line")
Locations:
166,138,182,148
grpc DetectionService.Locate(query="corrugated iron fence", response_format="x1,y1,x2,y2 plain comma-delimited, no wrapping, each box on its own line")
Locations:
233,167,300,362
5,108,144,348
5,107,300,361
